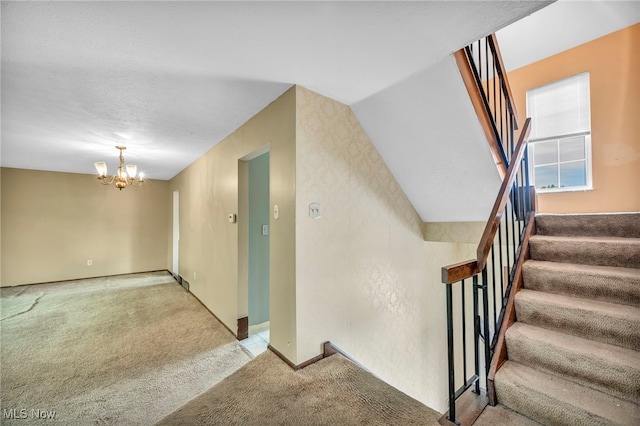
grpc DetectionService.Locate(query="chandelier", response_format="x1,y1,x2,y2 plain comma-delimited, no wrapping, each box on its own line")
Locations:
94,146,145,190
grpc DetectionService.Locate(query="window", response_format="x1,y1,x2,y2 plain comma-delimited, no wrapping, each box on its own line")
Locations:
527,72,592,192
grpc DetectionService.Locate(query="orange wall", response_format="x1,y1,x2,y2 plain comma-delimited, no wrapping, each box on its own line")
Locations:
508,23,640,213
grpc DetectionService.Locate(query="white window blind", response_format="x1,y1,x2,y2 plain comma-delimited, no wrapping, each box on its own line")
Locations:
527,72,591,141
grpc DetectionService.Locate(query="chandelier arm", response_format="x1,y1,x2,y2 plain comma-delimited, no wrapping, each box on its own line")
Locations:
97,175,116,185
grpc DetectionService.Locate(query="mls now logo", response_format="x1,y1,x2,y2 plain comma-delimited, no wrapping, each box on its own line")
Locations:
3,408,57,419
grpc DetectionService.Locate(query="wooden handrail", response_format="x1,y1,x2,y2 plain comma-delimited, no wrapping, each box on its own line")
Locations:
442,259,479,285
487,34,519,128
454,49,508,180
476,117,530,268
441,117,531,284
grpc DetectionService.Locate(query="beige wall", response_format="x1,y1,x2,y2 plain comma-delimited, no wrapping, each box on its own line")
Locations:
1,168,170,287
508,23,640,213
295,86,477,412
422,221,486,243
0,169,3,282
168,87,297,361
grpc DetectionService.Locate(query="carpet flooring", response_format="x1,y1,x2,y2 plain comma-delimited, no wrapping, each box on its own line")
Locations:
157,350,442,426
485,213,640,425
2,271,443,426
0,272,251,425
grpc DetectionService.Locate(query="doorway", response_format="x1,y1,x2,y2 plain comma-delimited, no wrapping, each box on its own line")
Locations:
238,148,270,356
248,151,270,328
172,190,179,279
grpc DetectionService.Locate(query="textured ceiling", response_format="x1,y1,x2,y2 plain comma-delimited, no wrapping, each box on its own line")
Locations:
2,2,633,221
497,0,640,72
2,0,548,184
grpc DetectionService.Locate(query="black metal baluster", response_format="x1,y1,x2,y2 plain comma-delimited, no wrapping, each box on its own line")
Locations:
482,267,491,372
490,246,497,333
473,274,480,394
498,217,505,298
485,38,490,117
510,183,517,263
504,204,511,273
478,40,482,84
510,110,515,156
493,51,497,138
446,284,456,423
524,146,532,219
461,279,467,384
517,165,523,237
500,83,505,160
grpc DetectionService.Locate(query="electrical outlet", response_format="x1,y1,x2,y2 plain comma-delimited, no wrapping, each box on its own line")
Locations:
87,259,92,266
309,203,321,219
193,272,197,280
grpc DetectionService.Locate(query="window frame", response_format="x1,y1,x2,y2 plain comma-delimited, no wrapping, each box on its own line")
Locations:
528,133,593,193
526,72,593,194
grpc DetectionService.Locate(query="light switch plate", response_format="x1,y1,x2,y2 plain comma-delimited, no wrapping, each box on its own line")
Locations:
261,224,269,236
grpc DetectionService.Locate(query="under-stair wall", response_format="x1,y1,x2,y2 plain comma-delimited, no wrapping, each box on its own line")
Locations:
294,85,480,412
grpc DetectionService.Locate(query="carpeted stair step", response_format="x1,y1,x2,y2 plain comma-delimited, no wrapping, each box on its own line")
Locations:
514,289,640,351
474,404,542,426
536,213,640,238
505,322,640,403
522,260,640,307
494,361,640,426
528,235,640,269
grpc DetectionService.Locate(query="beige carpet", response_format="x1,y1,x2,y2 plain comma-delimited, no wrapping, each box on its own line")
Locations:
492,213,640,425
0,271,251,425
474,404,541,426
158,350,441,425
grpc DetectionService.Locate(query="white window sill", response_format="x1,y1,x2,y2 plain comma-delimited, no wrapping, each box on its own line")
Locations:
537,186,593,194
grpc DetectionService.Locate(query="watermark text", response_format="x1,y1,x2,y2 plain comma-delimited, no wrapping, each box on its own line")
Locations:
3,408,57,420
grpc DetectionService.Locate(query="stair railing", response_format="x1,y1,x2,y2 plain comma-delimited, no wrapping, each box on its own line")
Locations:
441,119,532,425
454,34,519,178
440,34,534,425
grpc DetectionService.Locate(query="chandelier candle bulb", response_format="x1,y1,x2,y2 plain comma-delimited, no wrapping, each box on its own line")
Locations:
94,146,145,190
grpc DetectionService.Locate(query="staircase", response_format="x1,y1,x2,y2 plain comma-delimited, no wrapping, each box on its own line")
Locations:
492,212,640,425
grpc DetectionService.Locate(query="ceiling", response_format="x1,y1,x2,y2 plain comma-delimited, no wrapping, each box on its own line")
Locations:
2,0,547,181
351,0,639,221
2,1,636,221
497,0,640,71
